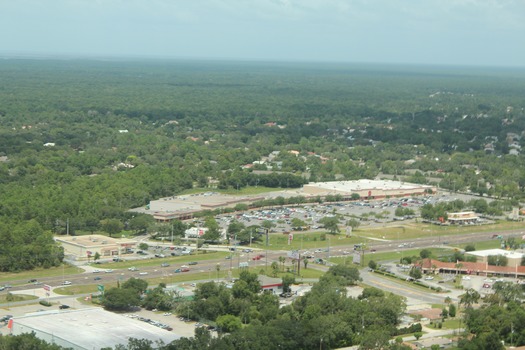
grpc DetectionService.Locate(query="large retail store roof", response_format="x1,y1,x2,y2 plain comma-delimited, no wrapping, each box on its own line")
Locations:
11,308,180,350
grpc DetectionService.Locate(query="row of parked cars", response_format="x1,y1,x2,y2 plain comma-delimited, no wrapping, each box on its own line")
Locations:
124,314,173,331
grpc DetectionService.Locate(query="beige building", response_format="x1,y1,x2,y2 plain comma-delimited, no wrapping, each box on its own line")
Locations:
141,192,264,222
465,248,524,268
447,211,479,224
465,249,523,267
55,234,137,261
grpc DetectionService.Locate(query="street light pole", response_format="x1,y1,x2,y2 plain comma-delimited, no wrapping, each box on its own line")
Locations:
327,237,330,260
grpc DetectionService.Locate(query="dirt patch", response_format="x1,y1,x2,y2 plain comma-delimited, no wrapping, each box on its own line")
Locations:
410,308,443,321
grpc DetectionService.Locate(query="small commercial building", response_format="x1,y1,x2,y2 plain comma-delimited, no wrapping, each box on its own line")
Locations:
55,234,137,261
8,308,180,349
184,227,208,239
447,211,480,225
258,276,283,294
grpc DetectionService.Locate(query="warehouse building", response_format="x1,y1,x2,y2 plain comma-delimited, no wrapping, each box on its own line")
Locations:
143,192,264,222
8,308,180,349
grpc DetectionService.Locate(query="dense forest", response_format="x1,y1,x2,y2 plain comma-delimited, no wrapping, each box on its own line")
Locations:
1,59,525,270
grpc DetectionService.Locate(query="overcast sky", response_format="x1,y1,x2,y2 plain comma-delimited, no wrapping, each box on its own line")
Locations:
1,0,524,66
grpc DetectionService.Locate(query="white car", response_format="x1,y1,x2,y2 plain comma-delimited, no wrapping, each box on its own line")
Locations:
424,276,434,280
139,272,148,275
105,269,114,273
128,267,138,271
462,276,471,280
62,281,72,285
93,269,100,273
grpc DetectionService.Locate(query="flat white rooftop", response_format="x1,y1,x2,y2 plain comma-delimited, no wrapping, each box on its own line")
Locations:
12,308,180,349
467,249,523,259
305,179,432,192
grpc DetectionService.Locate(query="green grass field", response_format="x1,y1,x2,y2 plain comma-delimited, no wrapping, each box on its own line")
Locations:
92,251,228,270
0,293,38,303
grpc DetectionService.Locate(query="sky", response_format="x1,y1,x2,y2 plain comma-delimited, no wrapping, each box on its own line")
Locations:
1,0,524,67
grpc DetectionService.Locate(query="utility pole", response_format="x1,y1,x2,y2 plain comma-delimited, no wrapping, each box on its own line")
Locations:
327,237,330,260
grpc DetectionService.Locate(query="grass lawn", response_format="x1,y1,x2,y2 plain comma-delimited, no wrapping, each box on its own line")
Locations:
0,293,38,303
92,251,228,270
361,220,525,242
252,231,359,251
442,318,463,330
251,219,520,252
327,247,451,267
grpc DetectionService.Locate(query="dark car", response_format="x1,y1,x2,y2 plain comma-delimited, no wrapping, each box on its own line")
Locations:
59,305,70,309
188,261,198,265
94,276,102,281
28,279,37,283
0,315,12,323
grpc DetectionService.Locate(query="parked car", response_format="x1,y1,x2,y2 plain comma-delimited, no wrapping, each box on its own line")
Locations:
94,276,102,281
0,315,12,322
161,263,170,267
62,281,72,285
59,305,70,309
174,268,181,273
188,261,198,265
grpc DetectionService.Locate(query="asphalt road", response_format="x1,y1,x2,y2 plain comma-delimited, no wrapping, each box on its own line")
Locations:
2,226,522,308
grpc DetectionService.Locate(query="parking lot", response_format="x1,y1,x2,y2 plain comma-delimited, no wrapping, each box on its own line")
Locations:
211,192,487,236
